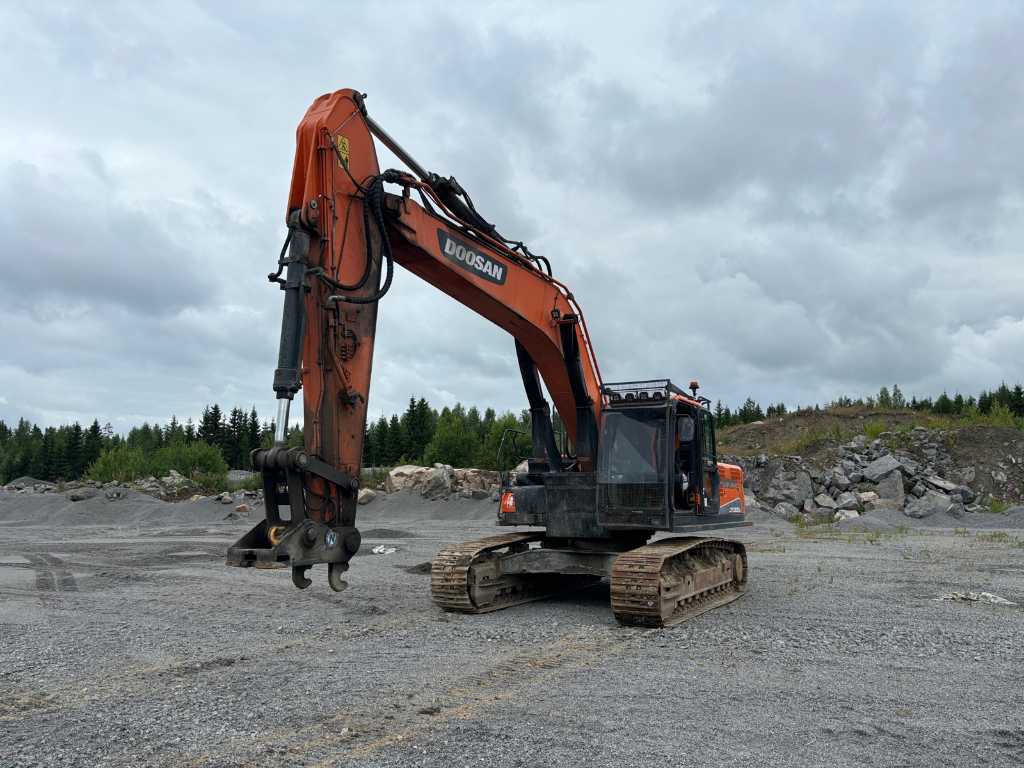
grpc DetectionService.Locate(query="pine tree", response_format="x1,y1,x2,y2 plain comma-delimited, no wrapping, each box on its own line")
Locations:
891,384,906,409
385,414,406,464
66,422,85,479
226,407,247,468
1011,385,1024,418
27,426,46,479
83,420,103,472
933,392,953,415
877,386,892,409
246,407,260,463
738,398,764,423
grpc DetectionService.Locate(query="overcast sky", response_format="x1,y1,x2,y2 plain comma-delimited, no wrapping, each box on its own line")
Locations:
1,1,1022,431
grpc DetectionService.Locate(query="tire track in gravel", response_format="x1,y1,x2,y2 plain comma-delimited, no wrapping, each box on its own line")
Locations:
18,553,78,606
0,608,439,724
173,625,656,767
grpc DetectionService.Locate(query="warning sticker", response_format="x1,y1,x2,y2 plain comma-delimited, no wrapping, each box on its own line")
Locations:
335,135,350,169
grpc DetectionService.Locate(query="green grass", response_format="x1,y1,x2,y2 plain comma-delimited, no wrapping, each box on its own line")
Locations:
777,425,853,455
990,498,1012,514
976,531,1012,543
863,420,888,440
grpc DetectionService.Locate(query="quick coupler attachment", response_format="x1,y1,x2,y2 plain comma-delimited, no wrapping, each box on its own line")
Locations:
226,517,360,592
225,446,361,591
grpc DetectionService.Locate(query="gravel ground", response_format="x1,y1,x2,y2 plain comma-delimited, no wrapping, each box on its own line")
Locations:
2,491,1023,767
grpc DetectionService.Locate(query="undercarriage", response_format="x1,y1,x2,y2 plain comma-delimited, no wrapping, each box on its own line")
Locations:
430,532,747,627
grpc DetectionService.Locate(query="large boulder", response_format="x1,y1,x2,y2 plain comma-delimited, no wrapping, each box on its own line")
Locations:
835,491,860,511
66,487,97,502
385,465,429,493
894,455,921,479
772,502,800,520
905,490,955,519
762,469,814,508
419,465,453,497
863,454,902,483
452,468,500,492
814,493,838,510
924,475,959,494
876,471,905,508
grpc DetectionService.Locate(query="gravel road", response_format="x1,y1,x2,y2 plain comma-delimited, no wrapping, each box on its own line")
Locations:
1,491,1023,767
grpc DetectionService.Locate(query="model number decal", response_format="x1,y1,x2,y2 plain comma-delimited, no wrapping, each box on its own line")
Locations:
437,230,507,285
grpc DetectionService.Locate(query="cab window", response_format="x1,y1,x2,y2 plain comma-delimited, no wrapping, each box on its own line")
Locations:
701,411,715,461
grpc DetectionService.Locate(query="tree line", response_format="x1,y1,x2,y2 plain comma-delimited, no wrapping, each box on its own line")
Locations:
715,382,1024,427
3,382,1023,485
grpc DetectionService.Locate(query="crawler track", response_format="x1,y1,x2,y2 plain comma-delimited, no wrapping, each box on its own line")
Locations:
430,532,599,613
610,537,747,627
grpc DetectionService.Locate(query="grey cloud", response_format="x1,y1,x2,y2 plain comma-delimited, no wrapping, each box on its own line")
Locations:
0,158,214,314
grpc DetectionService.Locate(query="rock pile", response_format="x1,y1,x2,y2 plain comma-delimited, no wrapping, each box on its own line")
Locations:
383,464,501,501
2,471,264,507
735,426,987,524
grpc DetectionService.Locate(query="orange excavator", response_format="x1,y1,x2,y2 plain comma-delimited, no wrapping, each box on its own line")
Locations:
226,89,750,626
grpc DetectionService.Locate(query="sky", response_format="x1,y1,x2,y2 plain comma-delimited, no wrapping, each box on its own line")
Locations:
1,1,1023,431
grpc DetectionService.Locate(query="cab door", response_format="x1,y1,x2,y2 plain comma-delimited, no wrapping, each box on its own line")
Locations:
698,410,720,514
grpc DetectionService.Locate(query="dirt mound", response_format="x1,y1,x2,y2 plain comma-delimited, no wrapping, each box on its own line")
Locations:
719,408,927,459
357,489,498,523
0,489,248,528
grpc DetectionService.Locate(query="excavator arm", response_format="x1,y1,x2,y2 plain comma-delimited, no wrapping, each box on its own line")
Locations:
227,88,604,590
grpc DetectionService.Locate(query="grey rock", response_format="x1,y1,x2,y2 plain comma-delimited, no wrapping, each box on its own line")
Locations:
905,490,955,519
849,471,864,483
831,471,851,491
834,508,859,522
895,456,920,479
772,502,800,520
835,491,859,511
876,472,905,508
863,454,902,482
991,469,1008,483
911,482,927,498
959,466,977,484
956,486,976,504
67,487,97,502
845,435,868,450
419,466,454,498
763,469,814,507
856,491,878,504
814,493,838,510
925,475,959,493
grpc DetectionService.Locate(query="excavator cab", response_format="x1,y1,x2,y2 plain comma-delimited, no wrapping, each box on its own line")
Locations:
590,379,735,532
